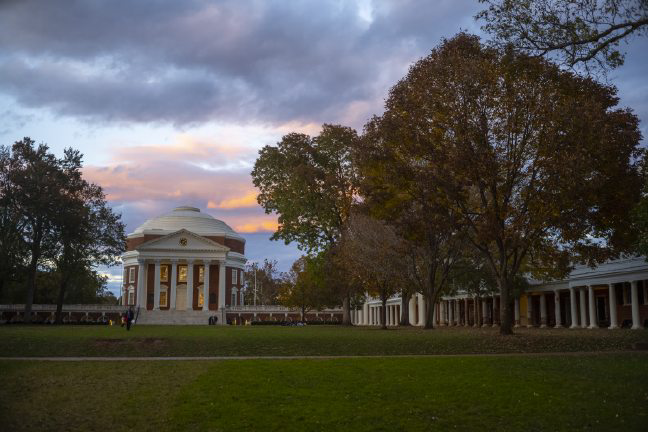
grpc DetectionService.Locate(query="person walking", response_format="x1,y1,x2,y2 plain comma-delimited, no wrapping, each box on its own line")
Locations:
126,307,134,331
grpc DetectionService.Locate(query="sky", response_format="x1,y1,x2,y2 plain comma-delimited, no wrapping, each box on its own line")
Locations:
0,0,646,294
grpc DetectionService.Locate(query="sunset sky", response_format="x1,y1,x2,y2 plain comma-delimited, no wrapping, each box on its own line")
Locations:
1,0,646,293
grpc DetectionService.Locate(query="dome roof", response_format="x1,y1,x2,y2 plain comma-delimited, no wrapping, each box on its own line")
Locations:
130,206,244,240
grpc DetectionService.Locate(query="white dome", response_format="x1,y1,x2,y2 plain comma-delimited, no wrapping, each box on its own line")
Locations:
130,206,244,240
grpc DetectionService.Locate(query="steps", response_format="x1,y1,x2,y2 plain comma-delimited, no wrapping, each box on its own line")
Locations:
135,309,224,325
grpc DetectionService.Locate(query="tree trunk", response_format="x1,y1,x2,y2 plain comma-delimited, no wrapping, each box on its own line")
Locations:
399,291,411,326
380,295,388,330
24,256,38,323
342,294,352,326
55,275,69,324
498,278,514,335
425,294,436,329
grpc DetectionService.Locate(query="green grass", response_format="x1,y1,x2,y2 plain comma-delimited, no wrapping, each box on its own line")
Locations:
0,324,647,357
1,354,647,431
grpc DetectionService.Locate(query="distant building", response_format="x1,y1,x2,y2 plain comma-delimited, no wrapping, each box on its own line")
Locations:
121,206,247,324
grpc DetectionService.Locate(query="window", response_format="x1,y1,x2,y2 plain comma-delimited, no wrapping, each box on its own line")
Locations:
199,266,204,283
198,289,204,308
178,265,187,283
129,267,135,283
159,285,168,307
160,265,169,282
231,291,237,306
232,268,238,285
128,286,135,305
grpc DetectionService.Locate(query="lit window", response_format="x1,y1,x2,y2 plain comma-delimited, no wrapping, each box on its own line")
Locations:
178,266,187,283
199,266,204,283
198,290,204,308
159,285,168,307
129,267,135,283
160,265,169,282
232,268,237,285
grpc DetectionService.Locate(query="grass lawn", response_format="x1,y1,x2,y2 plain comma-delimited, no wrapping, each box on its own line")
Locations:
1,324,647,357
1,354,647,431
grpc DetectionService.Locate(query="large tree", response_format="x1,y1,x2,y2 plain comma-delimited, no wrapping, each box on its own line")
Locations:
372,33,643,334
477,0,648,73
252,124,360,323
53,148,125,323
8,138,66,323
0,146,26,299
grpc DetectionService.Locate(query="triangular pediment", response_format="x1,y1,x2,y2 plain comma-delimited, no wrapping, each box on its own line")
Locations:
137,229,229,252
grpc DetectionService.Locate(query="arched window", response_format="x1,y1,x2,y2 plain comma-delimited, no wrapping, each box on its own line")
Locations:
159,285,168,308
231,290,237,306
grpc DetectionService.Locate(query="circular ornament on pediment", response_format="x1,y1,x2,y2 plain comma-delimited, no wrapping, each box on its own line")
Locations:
179,237,188,246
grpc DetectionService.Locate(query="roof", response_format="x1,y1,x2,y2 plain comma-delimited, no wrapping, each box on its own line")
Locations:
129,206,244,241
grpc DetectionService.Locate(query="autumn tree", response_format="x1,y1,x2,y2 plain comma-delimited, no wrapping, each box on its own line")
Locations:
339,213,408,330
373,34,643,334
278,255,334,320
359,125,468,328
252,124,360,323
477,0,648,73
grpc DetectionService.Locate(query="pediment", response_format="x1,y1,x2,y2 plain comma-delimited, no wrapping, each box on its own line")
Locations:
136,229,229,252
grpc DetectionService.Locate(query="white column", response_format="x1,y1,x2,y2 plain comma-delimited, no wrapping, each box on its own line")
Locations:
482,298,488,327
218,260,226,310
554,290,562,328
608,283,618,329
514,298,520,327
202,260,210,311
474,298,480,327
491,296,498,327
579,287,587,328
540,294,547,328
448,300,454,326
186,260,194,311
464,298,469,326
153,260,161,310
363,302,369,325
631,281,641,329
588,285,597,329
409,296,416,325
456,300,461,325
417,293,426,326
569,287,578,328
526,295,533,328
170,260,177,309
137,260,146,307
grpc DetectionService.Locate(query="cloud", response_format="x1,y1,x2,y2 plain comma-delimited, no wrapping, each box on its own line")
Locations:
82,131,281,235
208,191,258,209
0,0,481,129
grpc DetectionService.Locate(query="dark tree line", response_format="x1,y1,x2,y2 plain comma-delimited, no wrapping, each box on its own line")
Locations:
0,138,126,323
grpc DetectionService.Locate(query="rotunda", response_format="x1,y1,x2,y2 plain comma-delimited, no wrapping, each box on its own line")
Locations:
121,206,246,324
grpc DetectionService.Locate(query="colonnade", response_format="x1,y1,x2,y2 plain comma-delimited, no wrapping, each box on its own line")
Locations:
525,281,645,330
353,280,646,329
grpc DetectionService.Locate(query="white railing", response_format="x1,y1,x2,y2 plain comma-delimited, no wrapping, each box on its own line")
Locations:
0,304,126,312
226,305,342,313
